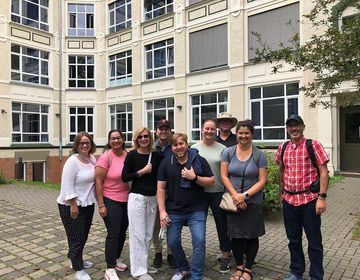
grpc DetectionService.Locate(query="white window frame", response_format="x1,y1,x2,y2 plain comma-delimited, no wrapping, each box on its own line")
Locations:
69,107,94,142
109,103,133,143
190,91,228,141
145,98,174,132
249,83,299,141
145,39,174,80
68,3,94,36
109,0,132,33
109,50,132,87
11,102,49,143
11,0,49,31
68,55,95,88
11,44,49,86
144,0,173,20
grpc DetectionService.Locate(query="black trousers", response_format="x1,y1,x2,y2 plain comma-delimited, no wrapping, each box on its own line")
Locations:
103,197,128,268
58,203,94,271
231,237,259,270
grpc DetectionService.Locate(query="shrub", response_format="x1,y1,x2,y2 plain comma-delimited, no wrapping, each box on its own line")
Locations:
263,151,281,211
0,173,9,184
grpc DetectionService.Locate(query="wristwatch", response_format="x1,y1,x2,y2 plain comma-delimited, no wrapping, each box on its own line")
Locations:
318,193,327,199
244,192,250,200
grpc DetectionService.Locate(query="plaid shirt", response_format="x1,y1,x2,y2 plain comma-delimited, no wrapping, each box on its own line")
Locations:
275,137,329,206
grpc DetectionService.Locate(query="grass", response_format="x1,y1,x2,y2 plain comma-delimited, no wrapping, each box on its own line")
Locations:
353,213,360,240
329,175,344,188
10,179,60,190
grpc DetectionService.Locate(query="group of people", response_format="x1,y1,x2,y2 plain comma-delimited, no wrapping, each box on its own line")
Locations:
57,112,330,280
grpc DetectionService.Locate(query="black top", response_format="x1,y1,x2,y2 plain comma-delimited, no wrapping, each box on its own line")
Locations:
216,133,237,147
122,150,162,196
157,154,213,214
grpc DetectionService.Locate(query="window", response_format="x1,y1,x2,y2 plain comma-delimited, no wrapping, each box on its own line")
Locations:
145,39,174,80
189,24,228,72
144,0,173,20
109,50,132,87
12,102,49,143
109,0,132,33
68,4,94,36
11,0,49,31
69,55,95,88
190,92,228,141
248,3,299,60
69,107,94,142
250,83,299,141
189,0,202,5
11,44,49,85
145,98,174,131
110,103,133,142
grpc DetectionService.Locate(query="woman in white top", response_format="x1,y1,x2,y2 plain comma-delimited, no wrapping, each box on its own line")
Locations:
57,131,97,280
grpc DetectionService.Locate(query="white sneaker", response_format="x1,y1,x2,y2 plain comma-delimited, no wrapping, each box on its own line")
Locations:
104,268,119,280
70,260,93,269
147,266,158,274
171,271,190,280
115,259,128,271
75,269,91,280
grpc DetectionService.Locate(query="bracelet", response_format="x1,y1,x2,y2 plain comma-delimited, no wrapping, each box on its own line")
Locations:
98,204,105,208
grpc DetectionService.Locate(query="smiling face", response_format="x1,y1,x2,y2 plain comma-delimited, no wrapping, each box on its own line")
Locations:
171,136,188,160
201,120,216,141
156,126,171,142
287,121,305,143
236,126,253,145
78,135,92,156
137,130,151,149
109,131,124,151
218,119,233,132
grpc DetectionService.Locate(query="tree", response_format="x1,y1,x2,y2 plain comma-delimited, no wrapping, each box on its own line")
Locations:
252,0,360,108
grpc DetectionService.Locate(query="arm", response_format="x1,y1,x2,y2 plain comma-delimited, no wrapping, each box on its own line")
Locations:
157,180,170,227
181,166,215,187
220,162,237,196
61,157,79,219
95,166,108,218
315,163,329,215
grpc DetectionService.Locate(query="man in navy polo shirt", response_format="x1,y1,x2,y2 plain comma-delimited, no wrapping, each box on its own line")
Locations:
157,133,215,280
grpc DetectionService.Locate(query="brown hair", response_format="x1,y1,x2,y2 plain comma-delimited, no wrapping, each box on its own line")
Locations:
133,127,154,151
235,119,255,135
72,131,96,154
170,133,188,145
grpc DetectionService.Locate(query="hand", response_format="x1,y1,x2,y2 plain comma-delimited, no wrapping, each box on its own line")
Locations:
237,201,248,211
70,204,79,219
99,206,107,218
160,211,171,228
141,163,152,175
232,193,245,206
181,166,196,180
315,199,326,215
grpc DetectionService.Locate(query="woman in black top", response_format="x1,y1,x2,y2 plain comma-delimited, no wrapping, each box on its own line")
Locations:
122,127,161,280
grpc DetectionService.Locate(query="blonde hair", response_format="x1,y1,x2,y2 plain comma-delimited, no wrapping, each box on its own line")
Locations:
170,133,188,145
133,127,154,151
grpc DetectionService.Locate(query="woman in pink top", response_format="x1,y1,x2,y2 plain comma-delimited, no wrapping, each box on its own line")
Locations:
95,130,130,280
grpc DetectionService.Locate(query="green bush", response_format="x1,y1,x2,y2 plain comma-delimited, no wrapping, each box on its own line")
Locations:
263,151,281,211
0,173,9,184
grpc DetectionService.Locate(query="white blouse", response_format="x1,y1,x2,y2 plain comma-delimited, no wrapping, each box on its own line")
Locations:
56,154,97,207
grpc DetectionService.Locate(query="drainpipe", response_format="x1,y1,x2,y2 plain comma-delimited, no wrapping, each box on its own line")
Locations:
58,0,63,160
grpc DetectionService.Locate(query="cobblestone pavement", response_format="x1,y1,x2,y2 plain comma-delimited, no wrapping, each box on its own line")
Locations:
0,177,359,280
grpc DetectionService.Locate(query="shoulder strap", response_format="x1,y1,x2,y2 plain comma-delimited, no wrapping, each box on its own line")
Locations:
280,141,290,171
227,145,237,162
306,139,320,176
251,145,260,167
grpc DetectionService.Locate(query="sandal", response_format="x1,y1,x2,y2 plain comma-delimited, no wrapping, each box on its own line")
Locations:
229,268,243,280
239,269,253,280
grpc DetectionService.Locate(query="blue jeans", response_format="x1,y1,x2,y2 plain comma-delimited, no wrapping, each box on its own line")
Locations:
205,192,231,252
282,200,324,280
167,211,206,280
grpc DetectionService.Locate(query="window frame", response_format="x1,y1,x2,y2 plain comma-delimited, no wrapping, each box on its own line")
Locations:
145,98,175,132
69,106,94,142
108,0,132,34
109,50,132,87
144,0,173,20
68,3,94,37
109,103,133,143
68,55,95,88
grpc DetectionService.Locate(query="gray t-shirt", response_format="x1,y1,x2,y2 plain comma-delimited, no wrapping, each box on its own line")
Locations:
192,141,226,193
221,147,268,204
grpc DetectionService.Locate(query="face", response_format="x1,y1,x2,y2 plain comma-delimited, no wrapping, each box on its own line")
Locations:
236,126,253,145
218,119,232,131
156,126,171,141
109,131,123,150
137,130,150,148
201,121,216,141
287,121,305,143
78,135,91,156
171,138,188,160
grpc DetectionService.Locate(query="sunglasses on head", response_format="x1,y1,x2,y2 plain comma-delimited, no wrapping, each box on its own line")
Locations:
138,134,150,140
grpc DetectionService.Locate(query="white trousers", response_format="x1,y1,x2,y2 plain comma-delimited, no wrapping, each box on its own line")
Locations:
128,193,157,277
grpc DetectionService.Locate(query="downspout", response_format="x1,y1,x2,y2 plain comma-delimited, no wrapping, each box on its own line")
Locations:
58,0,63,160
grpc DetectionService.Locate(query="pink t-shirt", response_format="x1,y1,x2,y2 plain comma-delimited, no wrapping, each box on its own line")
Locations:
96,149,130,202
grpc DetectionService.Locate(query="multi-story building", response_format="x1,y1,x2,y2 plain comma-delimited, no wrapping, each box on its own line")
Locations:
0,0,358,183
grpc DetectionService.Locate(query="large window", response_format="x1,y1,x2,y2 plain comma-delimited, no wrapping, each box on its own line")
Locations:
189,24,228,72
11,0,49,31
69,55,95,88
68,4,94,36
69,107,94,142
110,103,133,142
11,44,49,85
145,98,174,131
12,102,49,143
109,50,132,87
190,92,228,141
250,83,299,141
248,2,299,60
145,39,174,80
109,0,132,33
144,0,173,20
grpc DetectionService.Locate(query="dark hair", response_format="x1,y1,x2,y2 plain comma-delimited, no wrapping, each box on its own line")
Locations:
235,119,255,135
72,131,96,154
104,129,126,151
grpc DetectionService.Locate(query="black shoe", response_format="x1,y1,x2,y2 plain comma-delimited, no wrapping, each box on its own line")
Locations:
153,253,162,268
219,258,231,274
167,254,177,268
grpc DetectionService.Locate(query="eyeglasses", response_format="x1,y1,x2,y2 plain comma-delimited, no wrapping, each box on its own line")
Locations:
138,134,150,140
79,142,91,146
110,137,122,141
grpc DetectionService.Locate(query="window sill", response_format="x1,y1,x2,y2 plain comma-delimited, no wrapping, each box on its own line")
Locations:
187,65,229,76
142,11,174,25
66,88,97,91
106,83,132,90
141,76,175,85
10,81,52,89
10,143,53,148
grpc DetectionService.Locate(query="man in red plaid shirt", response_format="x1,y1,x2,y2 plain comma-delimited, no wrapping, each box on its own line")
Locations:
275,114,330,280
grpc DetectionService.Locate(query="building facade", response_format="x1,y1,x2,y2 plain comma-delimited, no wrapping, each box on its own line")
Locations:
0,0,358,183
